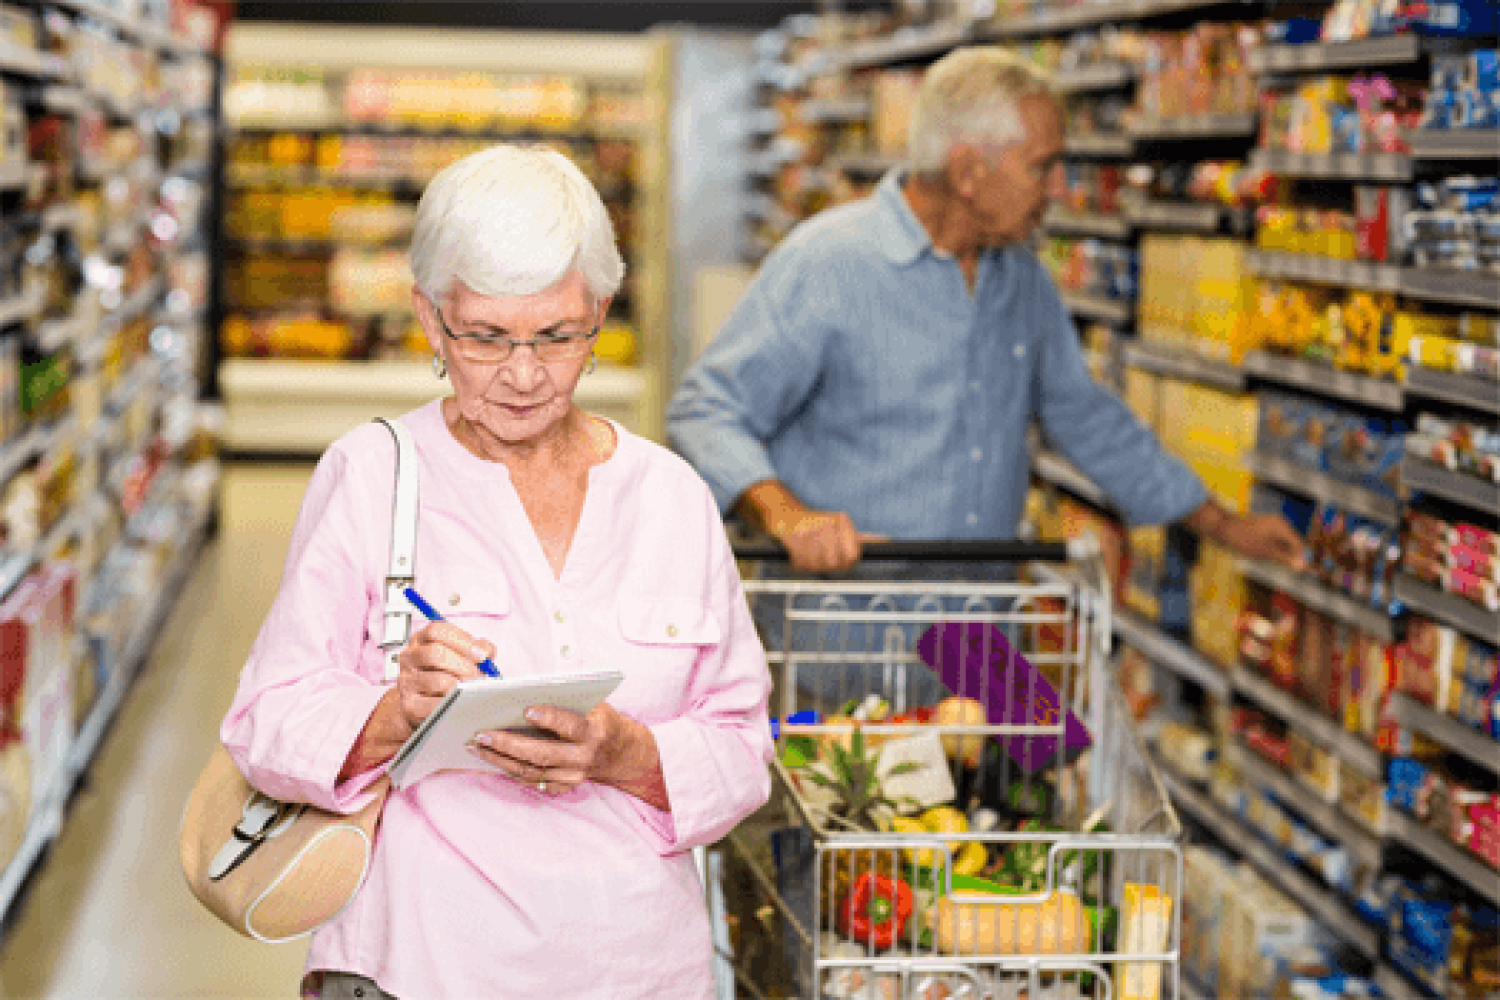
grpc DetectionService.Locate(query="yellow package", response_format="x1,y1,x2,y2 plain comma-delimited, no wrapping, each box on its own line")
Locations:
1118,882,1173,1000
1124,369,1161,432
1125,525,1166,621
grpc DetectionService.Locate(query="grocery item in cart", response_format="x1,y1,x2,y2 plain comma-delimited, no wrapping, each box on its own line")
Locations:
916,622,1091,773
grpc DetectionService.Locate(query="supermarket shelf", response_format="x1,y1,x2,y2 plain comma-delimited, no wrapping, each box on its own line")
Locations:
1231,663,1386,777
224,236,407,255
1042,207,1130,239
1245,249,1402,294
0,284,44,328
0,425,42,492
1375,963,1425,1000
1247,452,1399,525
1179,973,1210,1000
1406,129,1500,160
1388,808,1500,906
1059,291,1133,325
1402,456,1499,516
1226,741,1382,869
1122,199,1221,233
1126,113,1257,139
1033,449,1111,509
37,312,93,354
825,153,902,177
229,118,641,142
1051,61,1135,93
1403,366,1500,417
0,41,62,78
1401,266,1500,311
49,0,207,54
800,98,871,123
38,84,89,115
1064,133,1134,157
985,0,1257,37
831,22,972,72
1121,341,1246,391
112,276,163,324
1239,558,1395,643
1113,609,1231,697
1250,34,1421,73
1159,765,1382,958
1241,350,1403,410
1248,149,1412,182
1390,692,1499,776
40,202,85,233
1394,574,1500,645
0,496,212,931
221,359,650,453
0,160,35,191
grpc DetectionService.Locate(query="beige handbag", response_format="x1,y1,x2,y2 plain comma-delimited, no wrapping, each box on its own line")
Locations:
180,418,419,942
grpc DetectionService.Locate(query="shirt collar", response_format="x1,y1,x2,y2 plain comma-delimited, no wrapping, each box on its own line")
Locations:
873,168,933,266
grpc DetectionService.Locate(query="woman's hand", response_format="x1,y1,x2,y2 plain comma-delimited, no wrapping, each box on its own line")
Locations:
469,702,670,811
338,622,495,782
393,622,495,733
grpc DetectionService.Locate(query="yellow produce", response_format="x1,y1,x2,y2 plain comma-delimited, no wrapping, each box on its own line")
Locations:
890,816,937,867
920,805,968,850
932,697,987,767
953,841,988,877
930,890,1084,956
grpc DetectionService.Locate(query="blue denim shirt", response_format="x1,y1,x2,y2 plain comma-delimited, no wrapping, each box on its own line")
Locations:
668,169,1206,538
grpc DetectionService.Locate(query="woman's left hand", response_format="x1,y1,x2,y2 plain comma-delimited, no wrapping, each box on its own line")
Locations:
470,703,669,808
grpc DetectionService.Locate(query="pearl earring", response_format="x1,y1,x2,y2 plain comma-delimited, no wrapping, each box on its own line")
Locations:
432,355,447,379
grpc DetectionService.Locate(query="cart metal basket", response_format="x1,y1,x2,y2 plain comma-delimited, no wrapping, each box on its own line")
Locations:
722,540,1183,1000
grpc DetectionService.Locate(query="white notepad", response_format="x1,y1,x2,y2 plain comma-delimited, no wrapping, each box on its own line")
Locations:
388,669,625,789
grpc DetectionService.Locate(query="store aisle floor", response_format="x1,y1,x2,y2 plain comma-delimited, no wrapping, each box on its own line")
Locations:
0,464,317,1000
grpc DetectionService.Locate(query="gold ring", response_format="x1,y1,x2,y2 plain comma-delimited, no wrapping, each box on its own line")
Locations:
536,781,547,794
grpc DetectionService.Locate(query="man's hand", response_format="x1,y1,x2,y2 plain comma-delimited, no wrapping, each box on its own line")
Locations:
736,478,882,574
1186,499,1308,571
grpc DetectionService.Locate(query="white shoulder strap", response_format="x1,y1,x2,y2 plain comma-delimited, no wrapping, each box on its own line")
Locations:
375,418,418,683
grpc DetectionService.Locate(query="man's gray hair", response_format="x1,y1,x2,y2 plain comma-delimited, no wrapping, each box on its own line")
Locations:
409,143,625,307
907,47,1055,175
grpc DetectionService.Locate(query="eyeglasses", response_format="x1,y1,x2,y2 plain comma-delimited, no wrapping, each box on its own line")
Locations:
435,308,599,365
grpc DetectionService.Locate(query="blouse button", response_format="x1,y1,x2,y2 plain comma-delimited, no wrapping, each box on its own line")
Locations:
449,594,460,606
666,624,680,638
561,645,572,658
554,609,566,623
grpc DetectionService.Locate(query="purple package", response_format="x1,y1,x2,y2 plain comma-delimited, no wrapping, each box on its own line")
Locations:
916,621,1092,773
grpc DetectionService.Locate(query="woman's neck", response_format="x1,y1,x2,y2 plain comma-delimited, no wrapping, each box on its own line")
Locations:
445,400,612,476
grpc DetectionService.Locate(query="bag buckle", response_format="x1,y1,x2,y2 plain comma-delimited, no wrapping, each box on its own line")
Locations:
208,794,306,882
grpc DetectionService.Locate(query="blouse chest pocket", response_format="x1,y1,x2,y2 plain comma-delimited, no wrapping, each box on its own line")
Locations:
614,597,721,718
389,566,513,653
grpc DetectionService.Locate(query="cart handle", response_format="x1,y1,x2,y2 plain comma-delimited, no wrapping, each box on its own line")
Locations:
729,538,1095,563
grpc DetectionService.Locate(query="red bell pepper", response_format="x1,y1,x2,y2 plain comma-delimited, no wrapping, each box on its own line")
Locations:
837,872,913,950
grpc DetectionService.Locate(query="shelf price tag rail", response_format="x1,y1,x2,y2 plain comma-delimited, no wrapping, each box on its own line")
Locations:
1247,451,1399,525
1389,692,1500,777
1121,340,1247,392
1388,807,1500,906
1401,456,1500,518
1224,740,1383,869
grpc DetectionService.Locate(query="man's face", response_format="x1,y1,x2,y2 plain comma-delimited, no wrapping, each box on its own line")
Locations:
962,95,1066,246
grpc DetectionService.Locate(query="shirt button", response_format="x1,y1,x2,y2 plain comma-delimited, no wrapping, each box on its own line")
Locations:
969,381,980,392
970,448,983,462
666,624,680,638
560,645,572,658
1014,344,1026,358
554,609,566,623
967,513,979,526
449,594,460,607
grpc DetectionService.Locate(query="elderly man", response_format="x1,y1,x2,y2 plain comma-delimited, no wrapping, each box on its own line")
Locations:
669,46,1305,575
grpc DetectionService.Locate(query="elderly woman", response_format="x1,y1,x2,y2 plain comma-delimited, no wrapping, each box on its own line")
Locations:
220,144,773,999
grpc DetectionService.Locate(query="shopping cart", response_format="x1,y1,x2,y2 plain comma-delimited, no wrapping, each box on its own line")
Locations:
716,540,1183,1000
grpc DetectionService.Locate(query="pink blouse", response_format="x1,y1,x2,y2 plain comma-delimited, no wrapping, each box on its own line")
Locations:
221,401,773,998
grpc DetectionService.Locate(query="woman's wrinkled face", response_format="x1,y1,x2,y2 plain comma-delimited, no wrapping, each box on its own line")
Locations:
417,272,607,447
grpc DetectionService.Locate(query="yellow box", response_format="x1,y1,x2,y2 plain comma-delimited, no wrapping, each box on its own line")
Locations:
1124,369,1161,432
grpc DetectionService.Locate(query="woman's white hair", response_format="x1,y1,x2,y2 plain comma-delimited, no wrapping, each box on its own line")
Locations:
907,47,1055,175
409,143,625,306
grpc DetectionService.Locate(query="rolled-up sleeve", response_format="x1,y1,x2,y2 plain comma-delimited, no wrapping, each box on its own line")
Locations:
220,443,390,814
1033,274,1206,527
667,264,826,515
631,493,773,853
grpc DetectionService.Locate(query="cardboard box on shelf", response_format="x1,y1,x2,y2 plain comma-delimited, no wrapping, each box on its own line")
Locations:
1124,368,1161,433
1190,540,1247,669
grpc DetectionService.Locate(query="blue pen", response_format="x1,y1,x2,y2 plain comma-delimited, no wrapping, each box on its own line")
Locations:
404,587,502,678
